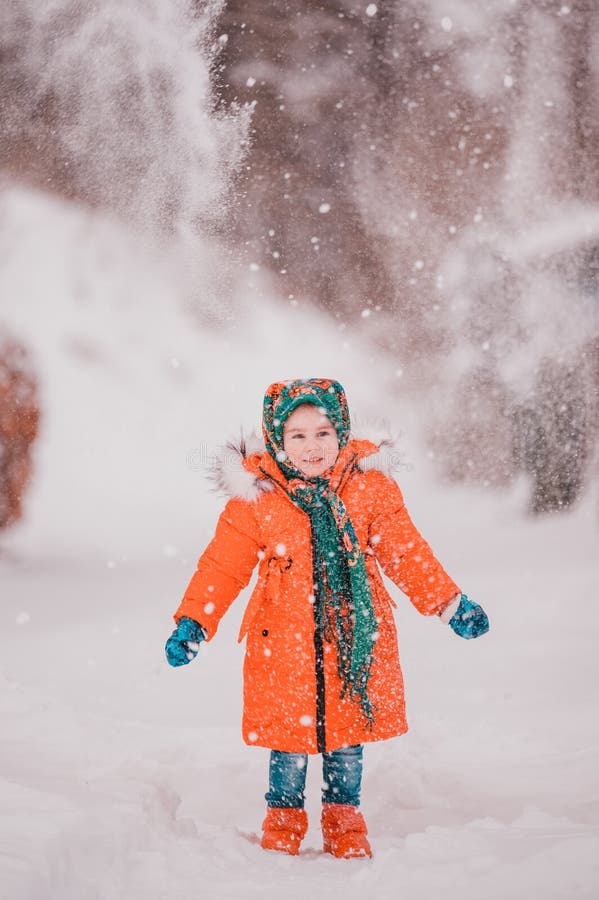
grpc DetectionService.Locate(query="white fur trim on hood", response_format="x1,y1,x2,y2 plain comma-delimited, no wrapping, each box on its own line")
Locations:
210,431,272,502
351,416,407,479
210,422,408,500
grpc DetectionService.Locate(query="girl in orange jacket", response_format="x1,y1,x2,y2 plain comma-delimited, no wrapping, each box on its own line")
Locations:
165,378,489,858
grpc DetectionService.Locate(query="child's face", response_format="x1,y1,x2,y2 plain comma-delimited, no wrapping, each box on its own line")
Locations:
282,404,340,478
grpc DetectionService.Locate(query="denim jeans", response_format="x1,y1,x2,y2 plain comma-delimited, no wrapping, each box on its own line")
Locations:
265,745,363,808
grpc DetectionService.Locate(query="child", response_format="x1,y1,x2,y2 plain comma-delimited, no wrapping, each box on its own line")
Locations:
165,378,489,859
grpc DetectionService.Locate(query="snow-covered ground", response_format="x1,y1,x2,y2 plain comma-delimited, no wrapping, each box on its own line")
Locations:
1,191,599,899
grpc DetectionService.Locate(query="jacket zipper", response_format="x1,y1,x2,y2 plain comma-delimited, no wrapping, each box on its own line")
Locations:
313,600,326,753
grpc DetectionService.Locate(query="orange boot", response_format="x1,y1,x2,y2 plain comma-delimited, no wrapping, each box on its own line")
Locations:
321,803,372,859
261,807,308,855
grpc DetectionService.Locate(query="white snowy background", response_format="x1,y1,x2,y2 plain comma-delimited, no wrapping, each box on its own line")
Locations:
1,1,599,898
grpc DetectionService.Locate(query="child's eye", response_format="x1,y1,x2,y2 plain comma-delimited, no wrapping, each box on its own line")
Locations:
292,433,305,439
317,430,332,437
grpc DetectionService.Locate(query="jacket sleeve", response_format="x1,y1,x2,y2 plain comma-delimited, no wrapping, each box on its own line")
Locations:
174,497,261,640
366,470,460,616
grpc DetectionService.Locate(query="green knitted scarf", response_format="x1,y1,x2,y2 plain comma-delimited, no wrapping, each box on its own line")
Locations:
289,476,378,726
261,378,378,726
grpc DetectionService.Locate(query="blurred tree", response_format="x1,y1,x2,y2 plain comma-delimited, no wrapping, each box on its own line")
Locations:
212,0,395,312
0,333,40,530
513,357,593,514
212,1,512,331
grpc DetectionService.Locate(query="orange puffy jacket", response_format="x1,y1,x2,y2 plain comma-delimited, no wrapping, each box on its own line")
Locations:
174,434,459,753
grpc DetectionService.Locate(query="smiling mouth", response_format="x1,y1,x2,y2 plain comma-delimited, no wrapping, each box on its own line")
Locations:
304,456,323,464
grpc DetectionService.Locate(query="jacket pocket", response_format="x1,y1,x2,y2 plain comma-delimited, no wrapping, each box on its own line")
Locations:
237,553,293,641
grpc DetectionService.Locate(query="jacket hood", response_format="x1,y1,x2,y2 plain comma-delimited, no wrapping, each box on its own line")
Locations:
210,421,404,501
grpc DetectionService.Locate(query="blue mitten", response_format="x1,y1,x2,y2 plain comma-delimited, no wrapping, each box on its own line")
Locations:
446,594,489,640
165,616,206,667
